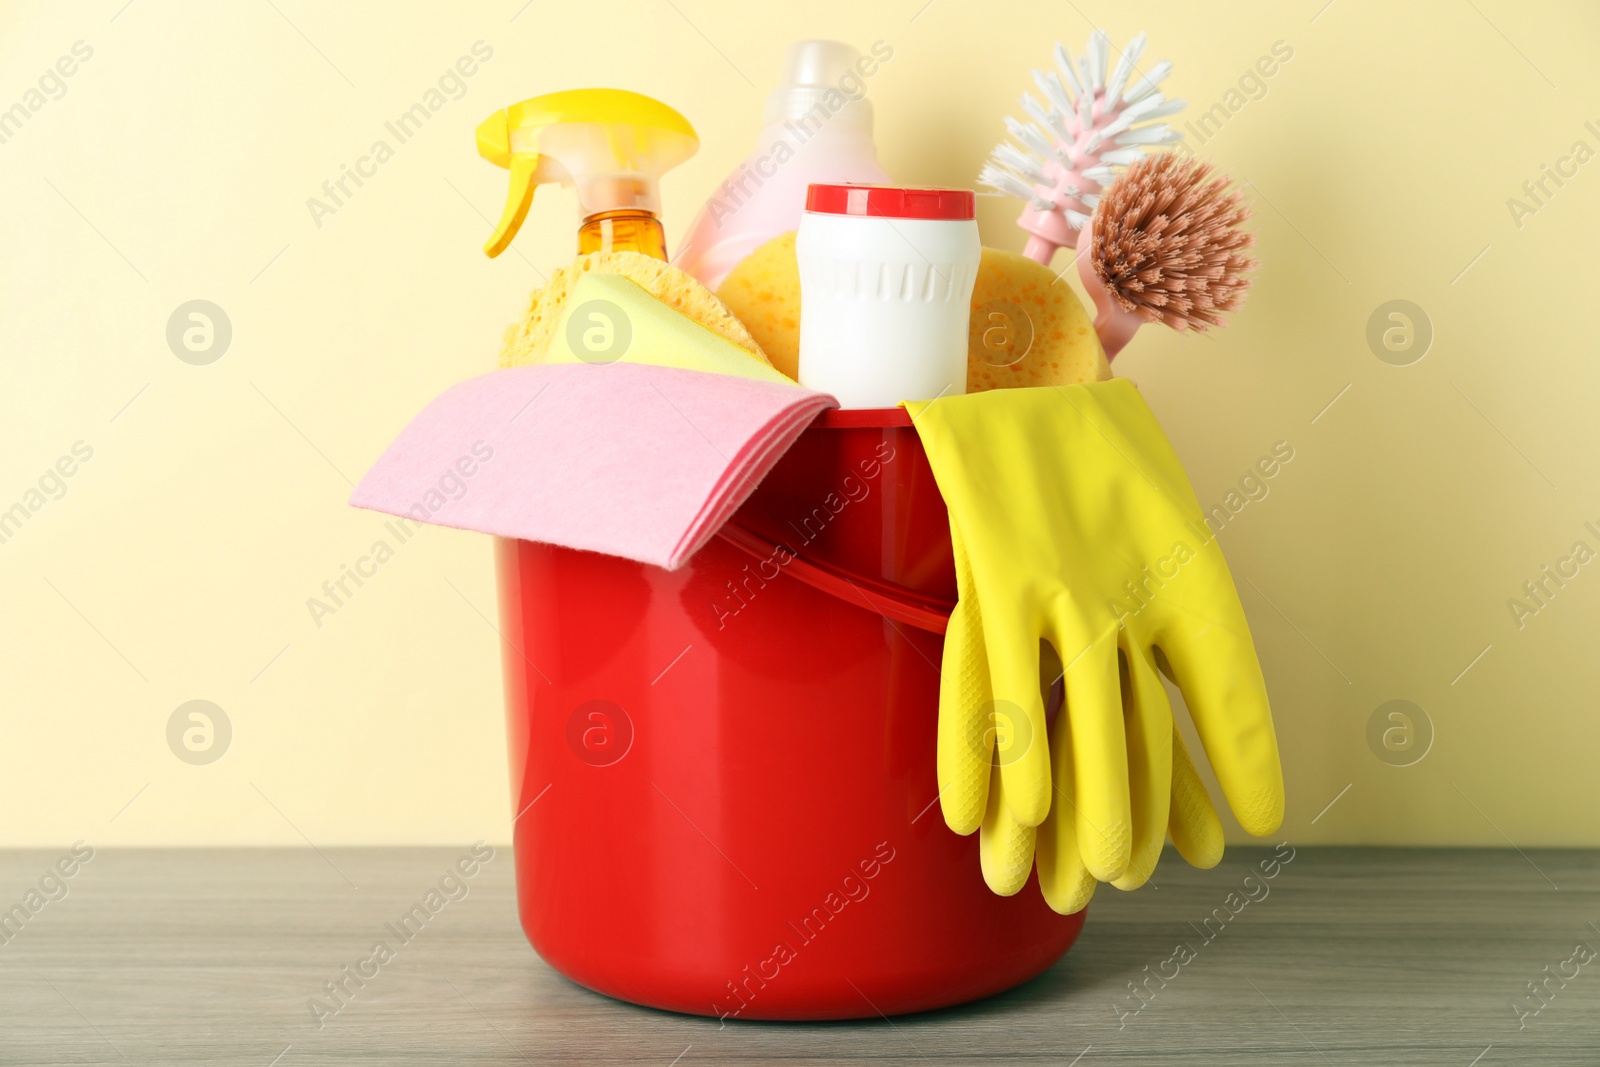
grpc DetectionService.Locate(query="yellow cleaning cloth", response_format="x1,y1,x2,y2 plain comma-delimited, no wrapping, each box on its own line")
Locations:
501,250,771,371
716,233,1110,388
540,272,795,385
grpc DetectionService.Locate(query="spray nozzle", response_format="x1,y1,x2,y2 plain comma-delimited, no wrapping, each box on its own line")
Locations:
476,88,699,257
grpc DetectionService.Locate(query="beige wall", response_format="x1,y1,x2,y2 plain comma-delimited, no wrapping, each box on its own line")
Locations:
4,0,1596,847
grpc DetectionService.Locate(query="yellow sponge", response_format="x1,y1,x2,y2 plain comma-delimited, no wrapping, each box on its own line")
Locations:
715,234,1109,389
715,232,804,380
965,246,1109,390
501,251,771,370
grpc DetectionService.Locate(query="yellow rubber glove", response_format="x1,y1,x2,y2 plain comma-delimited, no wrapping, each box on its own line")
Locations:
949,519,1225,905
906,380,1283,887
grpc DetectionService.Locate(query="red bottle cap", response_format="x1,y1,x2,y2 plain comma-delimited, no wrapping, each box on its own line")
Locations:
805,183,975,221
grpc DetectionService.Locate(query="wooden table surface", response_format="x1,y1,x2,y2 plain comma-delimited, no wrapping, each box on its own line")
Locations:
1,846,1596,1065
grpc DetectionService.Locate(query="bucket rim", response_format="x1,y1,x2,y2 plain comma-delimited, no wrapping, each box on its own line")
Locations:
810,407,913,430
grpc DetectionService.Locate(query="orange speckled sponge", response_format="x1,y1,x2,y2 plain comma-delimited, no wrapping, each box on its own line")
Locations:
715,232,804,380
716,234,1109,389
966,246,1109,390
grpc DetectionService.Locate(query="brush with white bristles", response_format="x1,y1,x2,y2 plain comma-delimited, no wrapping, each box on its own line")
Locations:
978,30,1185,265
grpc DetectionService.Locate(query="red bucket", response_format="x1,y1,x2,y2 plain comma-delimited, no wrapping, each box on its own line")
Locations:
494,408,1083,1021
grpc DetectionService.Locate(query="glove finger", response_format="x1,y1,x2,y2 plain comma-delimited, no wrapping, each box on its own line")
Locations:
1168,721,1225,869
979,758,1037,895
1110,646,1173,892
1155,619,1284,838
937,526,991,835
984,605,1051,828
980,638,1058,893
1057,630,1131,882
1036,708,1097,915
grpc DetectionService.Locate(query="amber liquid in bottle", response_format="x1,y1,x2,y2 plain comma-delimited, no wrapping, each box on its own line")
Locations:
577,209,667,260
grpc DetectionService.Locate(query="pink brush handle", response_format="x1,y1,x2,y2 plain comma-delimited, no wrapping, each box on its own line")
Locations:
1023,233,1061,264
1017,212,1140,360
1075,221,1142,362
1017,197,1084,266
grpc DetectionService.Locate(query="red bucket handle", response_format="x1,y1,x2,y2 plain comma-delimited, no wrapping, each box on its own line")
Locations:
716,405,955,635
715,522,955,635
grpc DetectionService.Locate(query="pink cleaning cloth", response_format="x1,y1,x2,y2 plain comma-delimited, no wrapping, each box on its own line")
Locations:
350,362,837,570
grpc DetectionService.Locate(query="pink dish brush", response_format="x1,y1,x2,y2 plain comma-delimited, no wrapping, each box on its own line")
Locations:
1077,153,1258,360
978,30,1185,265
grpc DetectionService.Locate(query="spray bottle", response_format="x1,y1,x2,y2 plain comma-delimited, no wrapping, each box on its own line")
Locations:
477,88,699,262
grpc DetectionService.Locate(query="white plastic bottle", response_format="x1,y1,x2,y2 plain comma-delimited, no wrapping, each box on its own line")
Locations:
796,184,980,409
674,40,892,291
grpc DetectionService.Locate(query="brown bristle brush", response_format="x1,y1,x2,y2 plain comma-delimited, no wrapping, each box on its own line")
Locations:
1077,153,1257,360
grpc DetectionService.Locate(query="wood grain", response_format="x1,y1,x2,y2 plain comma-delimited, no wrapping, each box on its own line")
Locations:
0,847,1596,1065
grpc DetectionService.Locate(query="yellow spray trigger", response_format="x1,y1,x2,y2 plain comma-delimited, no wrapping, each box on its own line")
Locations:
485,155,539,258
475,89,698,258
477,108,535,257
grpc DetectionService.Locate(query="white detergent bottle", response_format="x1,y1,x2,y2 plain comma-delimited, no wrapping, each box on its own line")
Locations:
674,39,892,290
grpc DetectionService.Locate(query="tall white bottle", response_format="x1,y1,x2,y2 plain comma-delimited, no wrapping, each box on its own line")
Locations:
674,40,893,291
